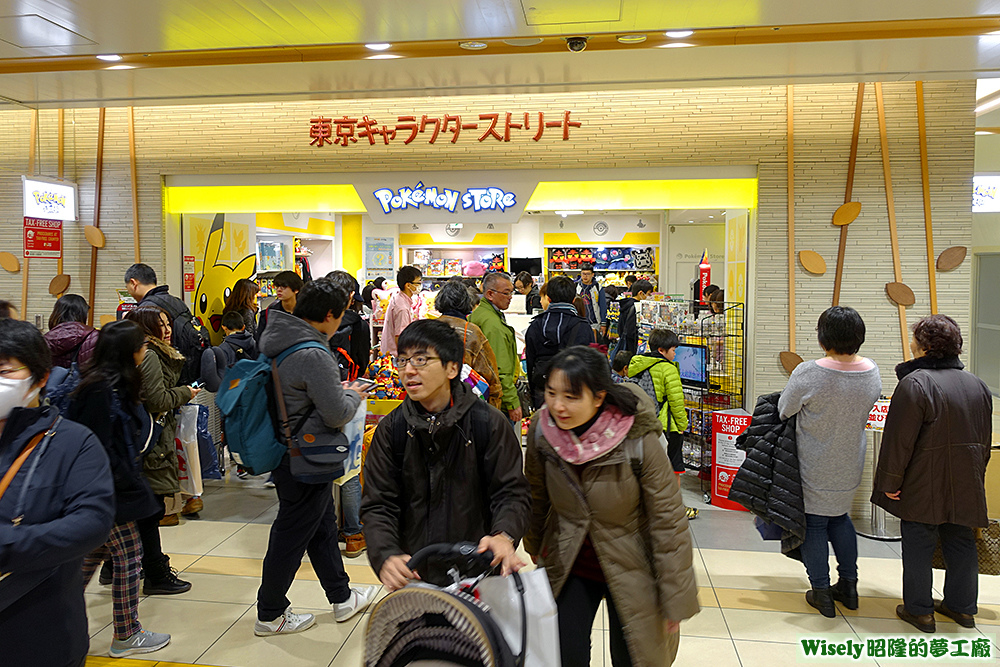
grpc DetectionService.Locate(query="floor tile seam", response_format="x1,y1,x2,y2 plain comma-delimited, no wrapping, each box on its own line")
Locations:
193,603,256,666
203,521,261,557
327,613,369,667
693,546,735,643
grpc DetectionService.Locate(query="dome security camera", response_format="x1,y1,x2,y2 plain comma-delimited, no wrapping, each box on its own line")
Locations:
565,36,589,52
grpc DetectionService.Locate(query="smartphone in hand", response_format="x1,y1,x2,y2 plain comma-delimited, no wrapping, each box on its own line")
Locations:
348,378,377,392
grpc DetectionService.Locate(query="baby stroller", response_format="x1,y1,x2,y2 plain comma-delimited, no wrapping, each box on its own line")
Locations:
364,543,529,667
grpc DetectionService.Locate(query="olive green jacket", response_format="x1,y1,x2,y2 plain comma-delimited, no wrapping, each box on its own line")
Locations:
468,300,519,411
139,339,191,496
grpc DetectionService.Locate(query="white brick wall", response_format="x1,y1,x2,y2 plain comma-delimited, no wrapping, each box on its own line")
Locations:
0,81,975,399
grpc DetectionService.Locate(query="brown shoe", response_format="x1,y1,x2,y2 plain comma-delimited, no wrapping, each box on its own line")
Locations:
934,600,975,628
344,533,367,558
181,497,203,515
159,513,180,527
896,604,935,633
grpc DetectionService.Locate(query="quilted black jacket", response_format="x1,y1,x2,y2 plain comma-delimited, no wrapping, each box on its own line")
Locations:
727,392,806,558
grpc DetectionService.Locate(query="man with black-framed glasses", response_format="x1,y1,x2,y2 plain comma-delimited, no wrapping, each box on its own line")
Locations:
469,271,522,433
382,265,423,357
361,319,530,591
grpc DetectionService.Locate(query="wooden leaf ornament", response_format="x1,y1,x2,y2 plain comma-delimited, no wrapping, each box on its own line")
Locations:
798,250,827,275
832,201,862,226
84,225,106,249
885,282,915,306
49,274,71,295
780,351,804,374
936,246,967,271
0,252,20,273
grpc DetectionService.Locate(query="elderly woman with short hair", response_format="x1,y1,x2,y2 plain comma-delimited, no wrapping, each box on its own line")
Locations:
874,315,993,633
434,279,503,409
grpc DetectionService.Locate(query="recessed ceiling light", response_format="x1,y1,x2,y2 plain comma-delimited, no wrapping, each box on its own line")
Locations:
616,34,647,44
365,43,391,51
658,42,694,48
96,54,122,61
105,64,135,70
665,30,694,38
708,215,714,218
503,38,543,46
688,220,694,223
459,41,488,50
366,54,403,59
555,210,584,217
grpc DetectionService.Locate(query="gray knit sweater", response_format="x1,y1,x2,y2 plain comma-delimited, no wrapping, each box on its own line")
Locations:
777,359,881,516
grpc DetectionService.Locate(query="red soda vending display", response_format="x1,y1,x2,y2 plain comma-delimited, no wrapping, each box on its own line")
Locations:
710,408,752,511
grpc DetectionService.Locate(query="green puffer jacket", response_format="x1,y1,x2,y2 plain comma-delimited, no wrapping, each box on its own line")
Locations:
138,338,192,496
468,300,519,412
628,353,689,434
524,383,700,667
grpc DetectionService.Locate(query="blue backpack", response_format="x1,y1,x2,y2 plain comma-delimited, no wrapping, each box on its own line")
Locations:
215,341,328,476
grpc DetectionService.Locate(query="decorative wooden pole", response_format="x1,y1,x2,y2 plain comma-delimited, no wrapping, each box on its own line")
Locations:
874,83,912,361
779,85,803,374
87,108,106,327
915,81,938,314
832,83,865,306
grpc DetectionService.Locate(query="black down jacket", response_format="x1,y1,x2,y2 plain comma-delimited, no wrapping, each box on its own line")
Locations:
727,392,806,559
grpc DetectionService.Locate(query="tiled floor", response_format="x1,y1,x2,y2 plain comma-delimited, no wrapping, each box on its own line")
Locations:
84,474,1000,667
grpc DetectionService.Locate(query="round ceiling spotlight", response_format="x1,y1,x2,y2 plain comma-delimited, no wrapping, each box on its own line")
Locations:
665,30,694,38
503,38,543,46
459,41,488,50
364,43,392,51
616,34,647,44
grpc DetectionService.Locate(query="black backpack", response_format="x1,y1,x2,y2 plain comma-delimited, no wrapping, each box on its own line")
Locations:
633,359,667,412
143,291,211,385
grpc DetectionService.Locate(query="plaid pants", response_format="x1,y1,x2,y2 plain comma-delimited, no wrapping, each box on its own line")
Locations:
82,521,143,640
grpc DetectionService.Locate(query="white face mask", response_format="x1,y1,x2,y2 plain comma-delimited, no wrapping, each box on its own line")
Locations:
0,376,38,421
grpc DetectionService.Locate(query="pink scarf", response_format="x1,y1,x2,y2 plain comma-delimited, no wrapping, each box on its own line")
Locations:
538,405,635,465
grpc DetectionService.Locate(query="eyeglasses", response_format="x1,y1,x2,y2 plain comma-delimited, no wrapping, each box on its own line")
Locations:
0,366,28,378
409,281,423,287
396,355,440,369
492,289,514,297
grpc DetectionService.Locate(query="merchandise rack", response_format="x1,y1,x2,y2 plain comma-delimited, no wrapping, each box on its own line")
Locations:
627,298,745,501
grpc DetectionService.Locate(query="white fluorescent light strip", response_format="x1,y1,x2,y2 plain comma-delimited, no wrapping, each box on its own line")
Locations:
665,30,694,38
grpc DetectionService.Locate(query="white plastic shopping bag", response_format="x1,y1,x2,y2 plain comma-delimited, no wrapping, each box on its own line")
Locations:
176,405,203,496
334,400,367,486
476,568,561,667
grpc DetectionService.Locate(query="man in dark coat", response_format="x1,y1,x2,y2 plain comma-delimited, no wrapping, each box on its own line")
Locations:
524,275,594,408
362,319,531,591
612,278,653,355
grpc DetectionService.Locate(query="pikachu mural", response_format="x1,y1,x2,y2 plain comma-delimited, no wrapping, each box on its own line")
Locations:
185,213,256,346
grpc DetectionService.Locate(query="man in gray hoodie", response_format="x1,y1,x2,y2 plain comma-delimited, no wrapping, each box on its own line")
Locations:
254,278,376,637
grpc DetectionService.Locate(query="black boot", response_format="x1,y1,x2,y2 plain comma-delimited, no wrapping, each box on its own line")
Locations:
142,555,192,595
831,579,858,610
806,587,836,618
98,559,113,585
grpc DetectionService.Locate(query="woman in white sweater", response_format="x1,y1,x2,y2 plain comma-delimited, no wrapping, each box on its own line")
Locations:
778,306,881,618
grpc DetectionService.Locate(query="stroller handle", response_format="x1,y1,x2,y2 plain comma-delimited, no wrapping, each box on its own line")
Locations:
406,542,495,578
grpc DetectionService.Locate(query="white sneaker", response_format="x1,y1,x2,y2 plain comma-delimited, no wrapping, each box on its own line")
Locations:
109,629,171,657
333,584,378,622
254,608,316,636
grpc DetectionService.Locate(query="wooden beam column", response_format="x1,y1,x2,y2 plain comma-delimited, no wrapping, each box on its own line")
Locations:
915,81,938,314
87,108,106,327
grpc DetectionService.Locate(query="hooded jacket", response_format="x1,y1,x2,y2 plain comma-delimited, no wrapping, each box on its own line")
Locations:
628,353,689,433
576,279,607,325
727,392,805,558
44,321,98,369
524,284,542,315
200,329,257,393
437,315,503,410
614,297,639,354
524,383,699,667
361,381,531,577
468,299,519,411
524,303,594,407
259,309,362,472
872,356,993,527
138,337,190,496
255,299,289,344
0,405,114,667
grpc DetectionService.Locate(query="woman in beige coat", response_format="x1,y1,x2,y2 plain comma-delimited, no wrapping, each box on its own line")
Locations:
524,345,699,667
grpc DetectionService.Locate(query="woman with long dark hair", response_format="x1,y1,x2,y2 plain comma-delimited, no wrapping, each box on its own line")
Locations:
524,345,699,667
874,315,993,632
43,293,99,368
66,320,171,657
125,305,195,594
223,278,260,338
